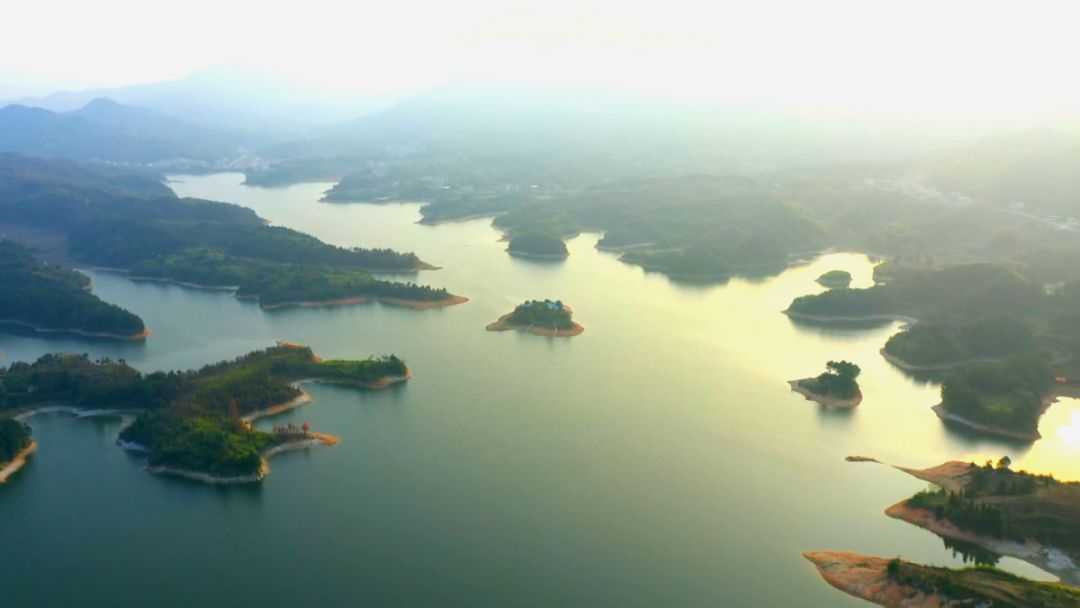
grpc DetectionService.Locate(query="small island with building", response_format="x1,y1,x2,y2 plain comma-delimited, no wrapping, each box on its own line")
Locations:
816,269,852,288
789,360,862,407
486,299,584,337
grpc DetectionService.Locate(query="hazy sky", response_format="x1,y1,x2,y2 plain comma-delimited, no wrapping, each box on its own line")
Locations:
3,0,1079,110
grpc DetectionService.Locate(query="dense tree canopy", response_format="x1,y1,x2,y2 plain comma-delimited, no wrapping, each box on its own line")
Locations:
800,360,861,399
2,345,409,477
0,418,32,463
0,155,445,308
507,233,569,257
939,356,1053,433
0,239,145,337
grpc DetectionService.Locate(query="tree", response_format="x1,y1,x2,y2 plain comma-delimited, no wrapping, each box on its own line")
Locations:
826,360,861,382
997,455,1012,470
886,558,901,577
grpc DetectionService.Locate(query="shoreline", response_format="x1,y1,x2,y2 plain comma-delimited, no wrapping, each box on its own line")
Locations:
885,501,1080,586
880,348,999,372
260,293,468,311
240,389,313,425
6,353,406,486
0,441,38,483
595,241,654,253
930,403,1042,441
302,369,414,390
617,256,730,281
802,551,936,608
418,211,502,226
143,432,342,484
788,379,862,408
884,461,1080,585
892,460,975,493
485,313,585,337
0,318,150,341
15,405,142,424
506,249,569,260
128,275,239,291
782,309,919,326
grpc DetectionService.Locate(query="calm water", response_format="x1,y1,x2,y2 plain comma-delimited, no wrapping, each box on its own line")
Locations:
2,173,1079,606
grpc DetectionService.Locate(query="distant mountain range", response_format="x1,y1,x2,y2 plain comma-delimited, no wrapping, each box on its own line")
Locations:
3,64,402,134
0,98,247,164
8,66,1080,217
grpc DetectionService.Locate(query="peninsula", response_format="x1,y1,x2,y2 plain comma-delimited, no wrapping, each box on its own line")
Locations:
0,239,147,340
0,155,457,315
486,299,584,337
862,458,1080,586
1,343,412,483
882,317,1031,371
932,356,1054,440
803,551,1080,607
789,360,862,408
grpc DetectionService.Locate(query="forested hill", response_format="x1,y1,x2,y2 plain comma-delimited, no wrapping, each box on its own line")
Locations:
0,239,145,338
0,345,409,478
0,99,244,164
0,154,425,272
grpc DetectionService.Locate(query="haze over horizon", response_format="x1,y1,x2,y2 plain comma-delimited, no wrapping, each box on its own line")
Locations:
5,0,1080,121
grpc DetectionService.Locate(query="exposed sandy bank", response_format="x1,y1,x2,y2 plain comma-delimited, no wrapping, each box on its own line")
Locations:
803,551,947,607
788,379,862,408
0,442,38,483
485,313,585,337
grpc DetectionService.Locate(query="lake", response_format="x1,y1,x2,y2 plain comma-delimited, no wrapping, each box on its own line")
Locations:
2,173,1078,606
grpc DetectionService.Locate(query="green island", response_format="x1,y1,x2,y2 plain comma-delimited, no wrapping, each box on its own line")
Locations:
816,269,851,288
0,239,147,339
803,551,1080,608
0,155,462,311
129,248,464,309
486,299,584,337
934,356,1055,440
0,343,411,483
789,360,862,408
506,232,569,259
888,459,1080,586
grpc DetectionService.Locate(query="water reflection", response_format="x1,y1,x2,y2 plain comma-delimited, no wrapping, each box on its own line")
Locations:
785,316,895,331
941,536,1002,566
